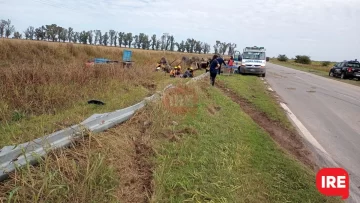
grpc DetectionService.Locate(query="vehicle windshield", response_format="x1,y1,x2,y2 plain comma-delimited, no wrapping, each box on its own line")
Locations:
243,52,265,60
347,63,360,68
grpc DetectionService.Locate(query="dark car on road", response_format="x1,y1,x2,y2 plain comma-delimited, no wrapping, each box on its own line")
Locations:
329,60,360,79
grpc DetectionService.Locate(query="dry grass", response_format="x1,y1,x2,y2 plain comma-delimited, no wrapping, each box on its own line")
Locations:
0,38,209,121
0,38,209,147
0,99,178,203
0,80,341,203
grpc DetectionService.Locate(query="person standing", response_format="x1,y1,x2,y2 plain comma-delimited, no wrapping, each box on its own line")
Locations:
209,55,220,86
216,56,227,75
228,56,234,73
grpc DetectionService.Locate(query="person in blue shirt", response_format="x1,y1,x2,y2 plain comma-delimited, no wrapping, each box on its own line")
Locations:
209,55,220,86
216,56,227,75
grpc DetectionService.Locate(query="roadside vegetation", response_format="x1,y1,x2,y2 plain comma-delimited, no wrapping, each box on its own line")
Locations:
274,54,335,73
217,75,293,130
0,79,341,202
0,39,209,147
270,55,360,86
0,19,344,202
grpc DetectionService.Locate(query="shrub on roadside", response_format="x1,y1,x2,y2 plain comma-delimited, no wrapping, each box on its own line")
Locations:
294,55,311,64
321,61,331,66
277,54,288,62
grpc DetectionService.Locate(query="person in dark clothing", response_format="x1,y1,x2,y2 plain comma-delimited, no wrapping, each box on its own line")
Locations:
216,56,227,75
209,55,220,86
182,67,194,78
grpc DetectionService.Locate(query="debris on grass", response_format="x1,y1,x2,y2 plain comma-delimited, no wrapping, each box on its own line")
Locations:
87,100,106,105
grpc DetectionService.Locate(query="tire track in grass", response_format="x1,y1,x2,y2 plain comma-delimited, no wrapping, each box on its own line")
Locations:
216,81,317,170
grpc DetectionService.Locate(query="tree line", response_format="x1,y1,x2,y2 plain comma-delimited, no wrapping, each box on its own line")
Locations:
0,18,237,55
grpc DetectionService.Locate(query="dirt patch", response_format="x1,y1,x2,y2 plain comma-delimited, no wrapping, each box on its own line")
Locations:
111,108,197,202
177,127,198,135
141,82,157,91
117,112,156,203
216,82,317,171
307,90,316,93
93,110,158,203
133,137,154,199
207,105,221,115
160,127,198,142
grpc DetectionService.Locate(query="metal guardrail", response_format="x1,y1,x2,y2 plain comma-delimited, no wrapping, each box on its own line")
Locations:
0,73,207,182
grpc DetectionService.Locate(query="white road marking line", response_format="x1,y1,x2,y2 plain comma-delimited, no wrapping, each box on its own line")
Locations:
279,102,328,154
279,100,360,203
269,64,360,202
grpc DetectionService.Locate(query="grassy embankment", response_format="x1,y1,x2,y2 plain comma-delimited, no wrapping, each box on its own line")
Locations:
218,75,293,130
270,58,360,86
0,39,209,147
0,74,340,202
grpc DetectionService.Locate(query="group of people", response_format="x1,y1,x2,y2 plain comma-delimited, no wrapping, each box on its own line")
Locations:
155,60,194,78
208,55,234,86
169,65,194,78
154,55,236,85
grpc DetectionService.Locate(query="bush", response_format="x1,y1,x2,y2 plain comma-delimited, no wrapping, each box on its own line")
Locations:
294,55,311,64
277,54,288,62
322,61,331,66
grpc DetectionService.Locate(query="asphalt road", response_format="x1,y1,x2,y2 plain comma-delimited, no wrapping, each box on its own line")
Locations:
265,63,360,202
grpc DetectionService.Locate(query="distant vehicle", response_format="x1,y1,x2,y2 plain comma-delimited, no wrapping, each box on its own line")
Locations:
238,46,267,77
329,60,360,79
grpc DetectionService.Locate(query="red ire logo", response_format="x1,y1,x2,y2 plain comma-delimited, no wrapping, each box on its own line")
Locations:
316,168,349,200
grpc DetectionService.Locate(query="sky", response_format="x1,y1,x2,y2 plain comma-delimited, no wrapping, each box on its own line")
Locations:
1,0,359,61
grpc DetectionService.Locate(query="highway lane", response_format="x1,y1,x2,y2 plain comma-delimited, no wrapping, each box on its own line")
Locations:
265,63,360,202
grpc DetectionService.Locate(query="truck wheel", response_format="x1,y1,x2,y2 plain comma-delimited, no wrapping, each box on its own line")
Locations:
341,72,347,79
329,71,334,77
261,73,266,77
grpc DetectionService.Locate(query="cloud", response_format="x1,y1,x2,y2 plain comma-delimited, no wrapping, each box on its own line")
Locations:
0,0,359,61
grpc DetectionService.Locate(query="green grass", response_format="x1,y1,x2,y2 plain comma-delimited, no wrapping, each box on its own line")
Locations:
0,38,208,147
270,59,360,87
0,134,121,203
218,75,293,130
152,82,340,202
0,82,148,147
0,72,191,148
1,77,341,202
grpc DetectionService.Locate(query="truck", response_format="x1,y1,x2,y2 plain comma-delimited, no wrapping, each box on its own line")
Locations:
329,60,360,79
237,46,267,77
